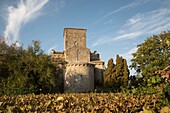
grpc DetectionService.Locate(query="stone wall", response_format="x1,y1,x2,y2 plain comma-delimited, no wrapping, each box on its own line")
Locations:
64,63,94,92
64,28,88,63
91,61,105,87
51,51,65,62
64,28,86,53
65,46,90,63
52,52,64,58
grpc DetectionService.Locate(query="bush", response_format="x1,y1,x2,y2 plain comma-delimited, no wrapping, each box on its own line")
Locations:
163,80,170,103
0,93,169,112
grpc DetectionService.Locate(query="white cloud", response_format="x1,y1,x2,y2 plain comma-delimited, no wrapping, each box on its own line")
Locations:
92,36,109,47
92,7,170,47
53,0,65,13
121,8,170,35
127,13,144,25
103,0,150,19
121,47,138,60
113,32,142,40
92,32,142,47
91,0,150,26
4,0,49,45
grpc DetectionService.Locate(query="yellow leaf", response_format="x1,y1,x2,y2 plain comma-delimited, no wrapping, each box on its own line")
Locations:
20,107,25,111
0,102,2,106
104,108,112,113
160,106,170,113
57,96,64,101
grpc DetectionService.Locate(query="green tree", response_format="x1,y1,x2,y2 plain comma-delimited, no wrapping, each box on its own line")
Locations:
0,39,21,79
115,55,129,88
129,31,170,95
122,59,129,86
0,40,62,95
0,38,25,95
104,58,115,88
104,55,129,92
130,31,170,78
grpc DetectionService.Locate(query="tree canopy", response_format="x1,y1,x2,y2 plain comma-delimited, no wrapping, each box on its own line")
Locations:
130,31,170,78
104,55,129,92
128,31,170,98
0,39,62,95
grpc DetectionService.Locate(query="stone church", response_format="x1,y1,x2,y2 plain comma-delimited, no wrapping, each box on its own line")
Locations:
51,28,105,92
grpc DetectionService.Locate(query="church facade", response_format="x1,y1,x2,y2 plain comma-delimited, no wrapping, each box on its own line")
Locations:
51,28,105,92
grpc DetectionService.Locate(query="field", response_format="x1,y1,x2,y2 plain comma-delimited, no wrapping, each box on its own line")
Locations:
0,93,169,113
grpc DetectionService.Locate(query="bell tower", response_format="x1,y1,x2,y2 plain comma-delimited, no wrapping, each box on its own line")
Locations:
64,28,90,63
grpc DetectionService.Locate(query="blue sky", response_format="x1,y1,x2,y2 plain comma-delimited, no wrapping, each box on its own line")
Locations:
0,0,170,74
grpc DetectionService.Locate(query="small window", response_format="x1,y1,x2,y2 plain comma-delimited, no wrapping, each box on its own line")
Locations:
76,50,79,61
74,41,77,46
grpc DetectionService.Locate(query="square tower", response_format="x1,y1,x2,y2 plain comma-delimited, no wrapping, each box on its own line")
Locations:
64,28,86,51
64,28,90,63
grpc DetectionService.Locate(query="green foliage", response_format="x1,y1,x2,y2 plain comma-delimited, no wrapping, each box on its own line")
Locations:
104,58,115,88
104,55,129,92
163,80,170,102
0,40,62,95
0,40,19,79
115,55,129,87
130,31,170,78
166,40,170,47
0,93,169,112
126,31,170,104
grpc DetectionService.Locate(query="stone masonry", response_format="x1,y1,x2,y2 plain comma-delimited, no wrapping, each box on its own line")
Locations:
51,28,105,92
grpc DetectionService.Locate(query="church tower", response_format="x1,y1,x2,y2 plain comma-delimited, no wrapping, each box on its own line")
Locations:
64,28,90,63
51,28,105,92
